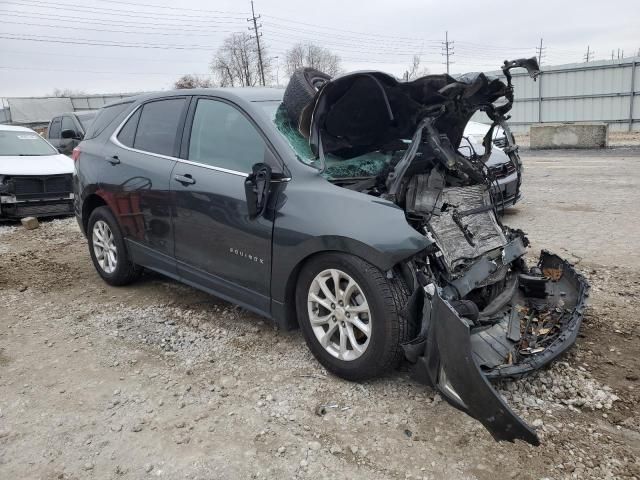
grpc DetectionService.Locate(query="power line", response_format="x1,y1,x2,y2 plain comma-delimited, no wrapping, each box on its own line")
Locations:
3,49,210,65
248,0,266,86
2,10,246,31
263,31,441,57
259,21,429,49
0,33,223,50
0,65,213,76
2,0,248,22
260,19,434,48
88,0,248,16
261,14,437,43
2,20,240,38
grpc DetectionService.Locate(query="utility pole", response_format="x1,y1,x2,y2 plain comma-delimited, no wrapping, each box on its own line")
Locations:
584,45,594,63
441,31,454,74
535,38,546,66
247,0,265,86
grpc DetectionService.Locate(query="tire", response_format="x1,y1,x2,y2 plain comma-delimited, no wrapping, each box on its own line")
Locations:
87,206,141,286
295,252,410,381
283,68,331,126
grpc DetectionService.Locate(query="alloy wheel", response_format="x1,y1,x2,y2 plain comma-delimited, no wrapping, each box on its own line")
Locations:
307,269,372,361
92,220,117,274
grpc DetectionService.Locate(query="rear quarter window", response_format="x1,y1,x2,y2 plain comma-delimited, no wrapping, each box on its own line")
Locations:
84,102,132,140
133,98,186,156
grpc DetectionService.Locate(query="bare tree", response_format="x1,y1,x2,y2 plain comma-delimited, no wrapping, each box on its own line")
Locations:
404,55,429,81
285,42,341,77
51,88,86,97
210,33,271,87
174,74,214,89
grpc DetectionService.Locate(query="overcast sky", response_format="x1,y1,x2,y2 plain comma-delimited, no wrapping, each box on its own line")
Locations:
1,0,639,97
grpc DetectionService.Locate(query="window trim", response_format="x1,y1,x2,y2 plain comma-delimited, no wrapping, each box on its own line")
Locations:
116,106,141,148
84,100,133,140
110,97,189,161
110,95,290,180
111,103,247,177
180,95,285,177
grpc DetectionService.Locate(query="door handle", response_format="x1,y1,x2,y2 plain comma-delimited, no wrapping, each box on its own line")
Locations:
174,174,195,185
107,155,120,165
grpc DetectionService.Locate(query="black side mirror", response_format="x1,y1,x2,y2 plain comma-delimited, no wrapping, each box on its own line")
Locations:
245,163,272,219
61,129,79,139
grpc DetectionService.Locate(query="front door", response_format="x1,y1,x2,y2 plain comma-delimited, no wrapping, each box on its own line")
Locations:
100,97,189,274
171,97,279,314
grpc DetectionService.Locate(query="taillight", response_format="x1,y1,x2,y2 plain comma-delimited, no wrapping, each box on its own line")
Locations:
71,146,81,162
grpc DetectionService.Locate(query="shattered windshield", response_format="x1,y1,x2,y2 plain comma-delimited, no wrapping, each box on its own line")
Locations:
258,101,395,180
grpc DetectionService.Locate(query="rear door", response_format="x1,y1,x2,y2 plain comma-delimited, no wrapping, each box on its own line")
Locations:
100,97,189,275
171,97,280,313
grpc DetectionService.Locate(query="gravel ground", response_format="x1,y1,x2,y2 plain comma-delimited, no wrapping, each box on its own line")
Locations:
1,148,639,479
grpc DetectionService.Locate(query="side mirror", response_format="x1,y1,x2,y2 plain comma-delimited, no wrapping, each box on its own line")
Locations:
61,129,79,139
245,163,272,219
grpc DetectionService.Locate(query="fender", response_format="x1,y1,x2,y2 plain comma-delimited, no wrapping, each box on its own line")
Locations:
270,177,431,305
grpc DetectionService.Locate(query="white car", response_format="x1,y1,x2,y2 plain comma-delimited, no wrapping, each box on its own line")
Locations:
464,120,507,148
0,125,74,219
460,122,521,208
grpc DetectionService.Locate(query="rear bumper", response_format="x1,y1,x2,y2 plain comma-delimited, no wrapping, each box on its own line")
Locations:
0,196,74,219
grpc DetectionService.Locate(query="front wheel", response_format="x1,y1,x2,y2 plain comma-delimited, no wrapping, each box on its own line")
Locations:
296,253,410,381
87,206,141,286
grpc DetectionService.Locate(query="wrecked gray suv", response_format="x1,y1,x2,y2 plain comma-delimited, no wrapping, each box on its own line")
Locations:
75,57,588,447
277,58,588,446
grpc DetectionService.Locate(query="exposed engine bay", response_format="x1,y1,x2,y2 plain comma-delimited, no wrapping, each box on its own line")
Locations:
281,59,589,445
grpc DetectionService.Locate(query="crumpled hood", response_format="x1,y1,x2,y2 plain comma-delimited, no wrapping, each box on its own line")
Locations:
0,154,74,176
301,59,539,160
302,70,511,159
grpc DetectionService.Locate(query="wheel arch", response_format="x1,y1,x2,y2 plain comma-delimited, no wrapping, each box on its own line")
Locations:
81,193,108,234
273,239,418,331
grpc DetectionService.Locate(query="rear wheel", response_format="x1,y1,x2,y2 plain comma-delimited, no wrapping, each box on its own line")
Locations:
296,253,410,381
87,206,141,286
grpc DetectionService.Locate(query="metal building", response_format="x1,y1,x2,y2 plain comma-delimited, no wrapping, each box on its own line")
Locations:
480,57,639,133
0,93,136,129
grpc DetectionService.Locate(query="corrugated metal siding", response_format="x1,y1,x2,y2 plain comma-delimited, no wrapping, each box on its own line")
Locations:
472,57,639,133
1,93,138,125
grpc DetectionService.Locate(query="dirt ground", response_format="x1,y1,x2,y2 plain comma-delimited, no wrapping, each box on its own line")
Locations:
1,148,639,480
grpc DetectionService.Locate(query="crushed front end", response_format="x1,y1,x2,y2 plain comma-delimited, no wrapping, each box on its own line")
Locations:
288,58,590,445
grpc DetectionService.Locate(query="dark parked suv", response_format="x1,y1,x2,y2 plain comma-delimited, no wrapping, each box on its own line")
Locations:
74,60,588,446
47,111,97,155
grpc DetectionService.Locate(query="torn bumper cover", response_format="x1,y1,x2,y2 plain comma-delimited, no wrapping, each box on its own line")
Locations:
405,251,590,446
